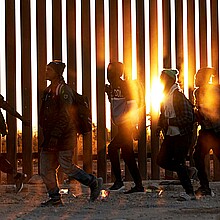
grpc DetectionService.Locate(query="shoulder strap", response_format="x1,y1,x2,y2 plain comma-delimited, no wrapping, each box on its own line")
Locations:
55,83,64,96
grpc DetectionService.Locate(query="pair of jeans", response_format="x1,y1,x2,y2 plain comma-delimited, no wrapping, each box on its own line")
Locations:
108,123,142,187
193,129,220,188
40,149,95,199
157,134,194,194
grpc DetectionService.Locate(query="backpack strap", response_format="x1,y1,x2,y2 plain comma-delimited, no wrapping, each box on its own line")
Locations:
55,83,64,96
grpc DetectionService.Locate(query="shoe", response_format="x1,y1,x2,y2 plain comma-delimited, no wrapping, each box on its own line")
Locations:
109,181,125,191
14,173,27,193
41,198,63,207
177,192,196,201
195,186,212,197
90,177,103,202
124,186,145,194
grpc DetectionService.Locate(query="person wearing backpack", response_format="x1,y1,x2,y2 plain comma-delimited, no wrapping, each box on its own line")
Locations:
193,67,220,197
105,62,144,194
156,69,196,201
40,60,103,206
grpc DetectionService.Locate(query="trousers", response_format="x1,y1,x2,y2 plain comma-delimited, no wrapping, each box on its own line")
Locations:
193,129,220,188
157,134,194,194
40,149,95,199
108,123,142,187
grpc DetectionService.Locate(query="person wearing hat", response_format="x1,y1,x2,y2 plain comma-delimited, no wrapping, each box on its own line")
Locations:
193,67,220,197
105,62,144,194
156,69,196,201
40,60,103,206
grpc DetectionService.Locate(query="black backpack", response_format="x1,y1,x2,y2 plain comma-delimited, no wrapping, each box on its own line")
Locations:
56,83,92,135
71,89,92,135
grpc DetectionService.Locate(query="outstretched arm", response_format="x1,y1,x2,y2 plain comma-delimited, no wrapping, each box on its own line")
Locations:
0,110,7,136
0,95,30,126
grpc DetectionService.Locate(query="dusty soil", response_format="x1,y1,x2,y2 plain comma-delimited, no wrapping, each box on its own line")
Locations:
0,176,220,220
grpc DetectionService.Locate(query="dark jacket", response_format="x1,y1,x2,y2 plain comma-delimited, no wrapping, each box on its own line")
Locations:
40,82,75,150
158,88,194,136
193,84,220,132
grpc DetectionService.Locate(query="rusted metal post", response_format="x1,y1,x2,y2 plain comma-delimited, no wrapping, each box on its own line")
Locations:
66,0,78,165
211,0,220,180
199,0,207,68
122,0,132,181
5,0,17,184
211,0,219,83
109,0,119,62
36,0,47,173
136,0,147,180
163,0,173,179
122,0,132,80
187,0,197,168
21,0,33,180
175,0,183,79
81,0,92,174
150,0,160,180
187,0,196,92
96,0,107,182
109,0,119,182
52,0,62,60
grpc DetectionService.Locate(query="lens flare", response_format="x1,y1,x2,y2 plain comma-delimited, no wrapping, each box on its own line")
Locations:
99,189,110,201
151,77,164,113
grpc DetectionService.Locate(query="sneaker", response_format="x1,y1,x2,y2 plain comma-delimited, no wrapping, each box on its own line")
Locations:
14,173,27,193
177,192,196,201
124,186,145,194
109,181,125,191
90,177,103,202
195,186,212,197
41,198,63,207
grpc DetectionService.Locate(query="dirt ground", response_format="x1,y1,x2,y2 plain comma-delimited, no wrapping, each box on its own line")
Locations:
0,176,220,220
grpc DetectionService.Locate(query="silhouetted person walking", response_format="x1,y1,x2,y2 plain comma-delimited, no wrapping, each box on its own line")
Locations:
40,60,103,206
0,94,29,192
156,69,196,201
193,67,220,197
105,62,144,194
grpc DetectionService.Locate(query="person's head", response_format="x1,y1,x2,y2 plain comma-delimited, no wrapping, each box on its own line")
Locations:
107,62,124,84
195,67,215,87
46,60,66,81
160,69,178,89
